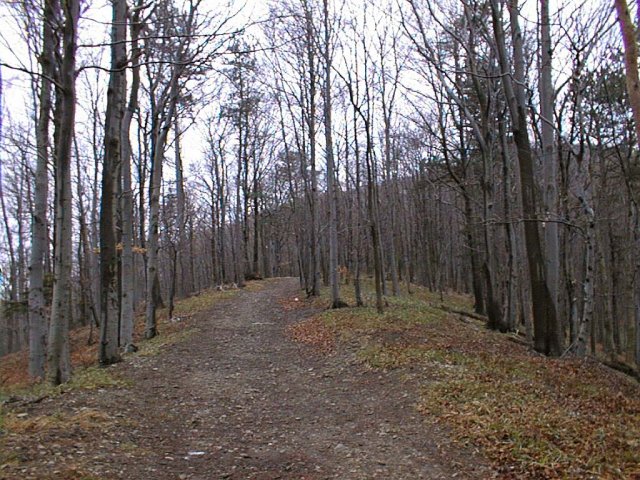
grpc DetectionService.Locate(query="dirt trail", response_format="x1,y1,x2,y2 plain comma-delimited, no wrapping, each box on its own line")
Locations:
2,277,491,479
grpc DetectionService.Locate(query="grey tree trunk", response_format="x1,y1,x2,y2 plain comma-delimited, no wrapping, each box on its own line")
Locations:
490,0,562,356
29,3,53,376
381,92,399,298
144,0,199,337
174,116,187,294
540,0,560,327
576,195,595,356
146,84,179,339
47,0,79,385
489,0,562,355
99,0,127,365
323,0,344,308
303,0,320,297
119,0,143,349
351,109,364,307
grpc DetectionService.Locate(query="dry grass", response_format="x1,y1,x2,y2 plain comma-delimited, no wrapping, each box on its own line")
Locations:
4,407,114,434
290,282,640,479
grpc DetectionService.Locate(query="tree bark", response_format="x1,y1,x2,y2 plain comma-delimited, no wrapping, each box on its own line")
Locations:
47,0,79,385
120,0,143,349
303,0,321,297
615,0,640,151
323,0,344,308
490,0,562,356
540,0,560,327
99,0,127,365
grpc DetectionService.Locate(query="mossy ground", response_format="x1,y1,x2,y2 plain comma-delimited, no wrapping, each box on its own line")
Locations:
288,278,640,479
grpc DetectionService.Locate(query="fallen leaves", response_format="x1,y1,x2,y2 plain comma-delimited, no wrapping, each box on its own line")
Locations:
284,318,335,353
288,282,640,479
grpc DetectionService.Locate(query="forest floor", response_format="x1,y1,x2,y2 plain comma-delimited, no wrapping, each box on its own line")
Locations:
0,277,639,479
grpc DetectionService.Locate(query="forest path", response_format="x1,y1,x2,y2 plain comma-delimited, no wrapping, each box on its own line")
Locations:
3,277,490,479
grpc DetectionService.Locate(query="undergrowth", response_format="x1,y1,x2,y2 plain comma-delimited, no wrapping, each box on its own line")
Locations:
290,279,640,479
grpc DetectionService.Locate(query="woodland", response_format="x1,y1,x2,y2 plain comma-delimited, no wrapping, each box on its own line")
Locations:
0,0,639,389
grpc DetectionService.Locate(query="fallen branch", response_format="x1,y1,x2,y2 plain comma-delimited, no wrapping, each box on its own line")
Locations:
437,304,488,322
602,359,640,383
2,393,50,408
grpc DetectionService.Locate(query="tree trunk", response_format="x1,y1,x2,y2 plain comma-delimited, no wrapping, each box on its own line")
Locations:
47,0,79,385
99,0,126,365
303,0,321,297
575,195,595,356
615,0,640,151
540,0,560,328
174,116,186,295
323,0,344,308
490,0,562,356
119,0,143,349
145,56,182,337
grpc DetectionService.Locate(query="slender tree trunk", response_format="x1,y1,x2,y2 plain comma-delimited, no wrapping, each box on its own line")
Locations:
0,167,17,301
120,1,143,349
145,66,180,338
145,123,167,338
352,110,364,307
481,150,504,331
540,0,560,328
75,139,98,331
364,122,384,314
575,195,595,356
47,0,79,385
174,116,186,294
99,0,127,365
168,244,177,320
499,118,518,330
310,26,321,296
323,0,344,308
382,115,400,297
463,194,485,315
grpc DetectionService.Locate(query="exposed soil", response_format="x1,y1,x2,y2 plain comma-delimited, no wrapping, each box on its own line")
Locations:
1,277,492,479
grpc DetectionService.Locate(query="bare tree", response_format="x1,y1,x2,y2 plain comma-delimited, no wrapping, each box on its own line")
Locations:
490,0,562,356
120,0,146,349
540,0,560,328
99,0,127,365
322,0,345,308
24,0,55,379
47,0,80,385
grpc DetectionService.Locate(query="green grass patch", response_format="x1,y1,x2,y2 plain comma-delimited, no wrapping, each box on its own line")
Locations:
0,365,127,406
357,344,467,370
137,328,197,357
169,289,237,318
67,365,130,390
